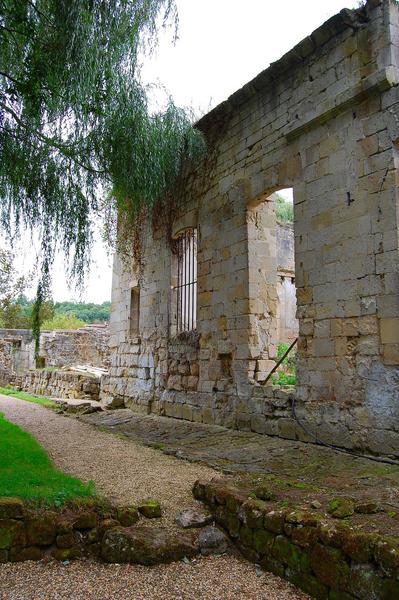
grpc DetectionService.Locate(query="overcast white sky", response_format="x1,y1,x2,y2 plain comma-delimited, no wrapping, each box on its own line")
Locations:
13,0,357,303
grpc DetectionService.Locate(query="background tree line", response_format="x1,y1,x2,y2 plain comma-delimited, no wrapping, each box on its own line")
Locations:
0,248,110,330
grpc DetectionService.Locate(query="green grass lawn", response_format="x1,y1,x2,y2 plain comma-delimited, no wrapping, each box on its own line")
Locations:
0,412,95,505
0,386,57,409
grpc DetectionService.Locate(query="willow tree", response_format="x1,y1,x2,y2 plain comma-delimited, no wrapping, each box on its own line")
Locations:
0,0,205,348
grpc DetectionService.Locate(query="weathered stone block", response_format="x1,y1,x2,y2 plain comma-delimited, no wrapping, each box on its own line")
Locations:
0,498,24,520
26,515,56,546
0,520,25,549
101,526,198,564
272,535,310,572
310,543,349,590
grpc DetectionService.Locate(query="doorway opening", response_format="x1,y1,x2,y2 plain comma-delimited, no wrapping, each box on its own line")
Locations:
247,188,298,385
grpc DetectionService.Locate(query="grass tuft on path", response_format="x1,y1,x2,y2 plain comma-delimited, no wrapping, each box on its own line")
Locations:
0,412,95,505
0,387,57,409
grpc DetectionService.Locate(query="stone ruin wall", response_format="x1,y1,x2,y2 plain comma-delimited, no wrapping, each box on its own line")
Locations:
16,370,101,401
102,0,399,456
39,325,110,369
0,326,109,400
0,329,35,384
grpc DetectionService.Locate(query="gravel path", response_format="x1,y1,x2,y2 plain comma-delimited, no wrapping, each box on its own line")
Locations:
0,556,309,600
0,395,309,599
0,394,215,530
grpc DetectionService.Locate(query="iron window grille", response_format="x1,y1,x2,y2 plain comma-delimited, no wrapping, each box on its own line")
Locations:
173,228,197,334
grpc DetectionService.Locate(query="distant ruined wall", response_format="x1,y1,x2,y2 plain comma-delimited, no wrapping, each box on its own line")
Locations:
0,326,110,393
276,223,298,344
102,0,399,457
0,330,35,383
39,326,110,369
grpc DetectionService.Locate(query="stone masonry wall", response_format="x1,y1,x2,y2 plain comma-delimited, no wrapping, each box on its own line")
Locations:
18,370,100,401
194,479,399,600
102,0,399,456
39,325,110,369
0,330,35,380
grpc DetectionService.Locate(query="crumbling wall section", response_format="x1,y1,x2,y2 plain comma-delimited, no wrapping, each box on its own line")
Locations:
39,326,110,369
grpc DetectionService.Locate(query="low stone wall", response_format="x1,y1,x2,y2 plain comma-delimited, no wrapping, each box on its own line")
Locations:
0,497,198,564
194,479,399,600
18,370,100,401
0,497,218,565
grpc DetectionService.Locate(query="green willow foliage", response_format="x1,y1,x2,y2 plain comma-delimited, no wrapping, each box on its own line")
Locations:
0,0,205,352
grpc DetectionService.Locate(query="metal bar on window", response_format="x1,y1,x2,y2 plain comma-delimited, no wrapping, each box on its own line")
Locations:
175,228,197,334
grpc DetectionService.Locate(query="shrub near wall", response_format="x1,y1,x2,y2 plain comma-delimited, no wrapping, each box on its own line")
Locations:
193,479,399,600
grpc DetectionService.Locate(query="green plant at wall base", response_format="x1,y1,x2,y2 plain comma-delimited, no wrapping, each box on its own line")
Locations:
0,387,57,409
277,342,291,364
272,342,296,385
0,412,95,504
271,372,296,386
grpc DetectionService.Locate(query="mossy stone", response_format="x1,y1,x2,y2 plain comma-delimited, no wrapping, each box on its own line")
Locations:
85,527,100,544
138,500,162,519
99,518,120,535
26,514,56,545
0,498,24,520
225,511,240,538
264,510,286,534
347,564,383,600
225,491,245,514
260,556,285,578
286,569,328,600
380,579,399,600
253,529,274,555
291,525,319,548
310,543,349,589
10,546,42,562
56,532,75,549
0,549,8,563
327,497,355,519
192,480,206,501
342,532,377,563
272,535,310,572
374,537,399,577
354,500,381,514
0,519,25,549
318,521,350,548
238,543,258,563
240,499,266,529
73,512,97,530
101,526,198,565
56,518,73,535
240,526,253,548
116,506,139,527
254,486,275,501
